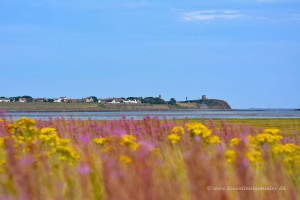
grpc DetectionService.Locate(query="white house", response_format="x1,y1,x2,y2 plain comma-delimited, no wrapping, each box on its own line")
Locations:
85,97,94,103
107,99,120,104
19,98,27,103
0,98,10,102
123,99,138,104
54,97,67,103
54,98,62,103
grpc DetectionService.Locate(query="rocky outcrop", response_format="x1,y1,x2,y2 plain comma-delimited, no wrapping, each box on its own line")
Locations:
200,99,231,109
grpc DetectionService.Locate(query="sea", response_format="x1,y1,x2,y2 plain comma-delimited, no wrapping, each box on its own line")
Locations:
2,109,300,121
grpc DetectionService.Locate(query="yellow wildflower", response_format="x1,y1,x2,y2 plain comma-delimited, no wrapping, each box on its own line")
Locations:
0,138,6,172
282,155,300,168
229,138,240,147
263,128,280,135
93,137,110,148
130,142,140,151
120,135,136,146
272,143,300,168
119,155,132,164
254,134,282,145
171,126,185,135
57,139,71,146
249,131,282,146
55,146,81,164
40,127,57,135
246,150,263,163
0,138,5,148
120,135,140,151
225,150,236,163
167,133,181,145
186,123,211,138
209,136,220,144
7,118,80,165
272,143,300,154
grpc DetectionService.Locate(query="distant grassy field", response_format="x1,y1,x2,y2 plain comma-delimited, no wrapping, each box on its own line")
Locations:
188,118,300,135
0,102,172,112
0,102,229,112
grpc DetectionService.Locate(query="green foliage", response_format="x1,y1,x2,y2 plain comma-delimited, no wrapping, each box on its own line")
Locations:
90,96,98,102
21,96,33,102
168,98,176,105
142,97,166,104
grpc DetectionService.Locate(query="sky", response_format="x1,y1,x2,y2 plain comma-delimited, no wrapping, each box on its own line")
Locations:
0,0,299,109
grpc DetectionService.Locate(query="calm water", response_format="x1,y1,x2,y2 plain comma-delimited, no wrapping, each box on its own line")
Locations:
2,109,300,121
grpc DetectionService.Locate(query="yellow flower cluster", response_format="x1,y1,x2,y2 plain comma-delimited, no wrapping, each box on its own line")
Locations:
7,117,38,136
272,143,300,167
166,126,184,145
8,118,39,146
272,143,300,154
186,123,220,144
249,128,282,146
225,128,283,164
6,118,80,165
263,128,280,135
120,135,140,151
55,146,81,162
229,138,240,147
93,135,140,153
186,123,212,138
246,150,263,163
0,138,4,148
39,127,79,164
209,136,221,144
93,137,110,148
225,149,263,164
166,124,220,145
167,133,181,145
171,126,185,135
0,138,6,171
224,150,236,163
39,128,61,145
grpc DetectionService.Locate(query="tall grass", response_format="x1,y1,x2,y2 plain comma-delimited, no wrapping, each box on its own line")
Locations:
0,114,299,200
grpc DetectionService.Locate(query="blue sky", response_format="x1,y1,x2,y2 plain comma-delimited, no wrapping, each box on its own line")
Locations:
0,0,299,108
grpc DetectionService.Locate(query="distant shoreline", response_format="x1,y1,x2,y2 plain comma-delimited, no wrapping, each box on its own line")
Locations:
0,102,231,113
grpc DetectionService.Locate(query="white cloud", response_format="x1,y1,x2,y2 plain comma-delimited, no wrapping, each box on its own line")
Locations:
181,10,244,22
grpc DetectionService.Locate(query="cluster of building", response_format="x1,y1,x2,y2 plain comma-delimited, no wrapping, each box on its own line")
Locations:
52,97,141,104
0,97,141,104
0,98,27,103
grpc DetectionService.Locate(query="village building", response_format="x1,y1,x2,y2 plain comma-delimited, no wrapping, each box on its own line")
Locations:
19,98,27,103
86,97,94,103
66,98,83,103
33,98,48,102
107,99,121,104
54,97,67,103
0,98,10,102
123,99,138,104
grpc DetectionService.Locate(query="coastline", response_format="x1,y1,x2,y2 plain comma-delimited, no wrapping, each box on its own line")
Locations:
0,102,231,113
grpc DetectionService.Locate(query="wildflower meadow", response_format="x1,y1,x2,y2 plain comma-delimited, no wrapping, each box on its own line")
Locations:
0,114,299,200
